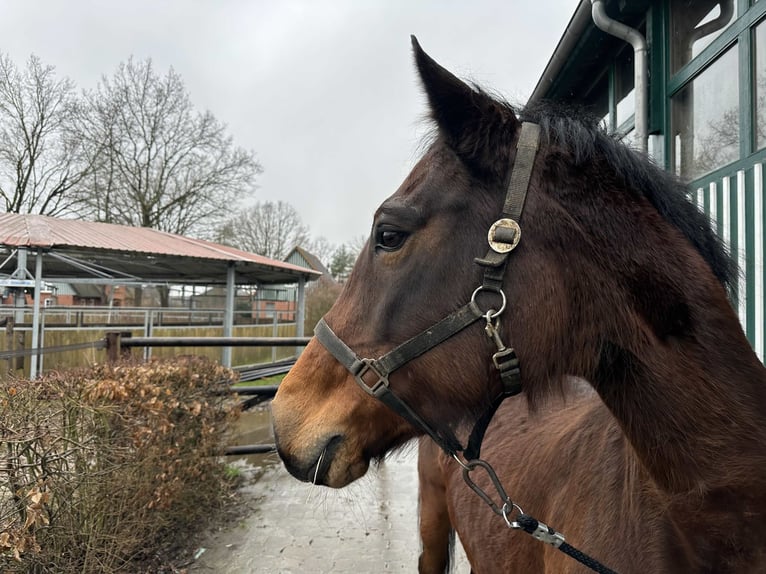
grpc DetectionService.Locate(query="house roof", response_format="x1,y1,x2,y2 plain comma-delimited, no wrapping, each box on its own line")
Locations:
0,213,321,286
286,246,332,275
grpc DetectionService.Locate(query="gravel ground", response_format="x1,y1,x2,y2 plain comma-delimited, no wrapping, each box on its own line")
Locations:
188,447,470,573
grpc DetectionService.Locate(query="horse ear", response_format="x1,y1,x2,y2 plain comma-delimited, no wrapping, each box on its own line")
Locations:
411,36,519,178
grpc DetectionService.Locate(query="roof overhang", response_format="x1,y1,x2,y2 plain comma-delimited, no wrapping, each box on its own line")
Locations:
0,214,321,286
528,0,650,105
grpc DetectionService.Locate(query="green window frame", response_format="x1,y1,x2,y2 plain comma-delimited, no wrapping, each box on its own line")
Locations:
665,0,766,174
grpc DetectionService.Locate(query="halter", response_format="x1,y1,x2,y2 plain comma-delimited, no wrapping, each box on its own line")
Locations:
314,121,541,460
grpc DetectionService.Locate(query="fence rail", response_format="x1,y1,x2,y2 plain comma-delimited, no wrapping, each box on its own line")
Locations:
0,339,106,360
119,336,312,347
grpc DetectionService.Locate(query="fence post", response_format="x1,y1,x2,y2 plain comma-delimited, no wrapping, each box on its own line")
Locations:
272,311,278,363
105,331,132,363
14,330,24,372
2,318,9,375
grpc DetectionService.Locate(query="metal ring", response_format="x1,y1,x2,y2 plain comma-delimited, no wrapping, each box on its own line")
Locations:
451,453,472,471
502,501,524,529
470,286,507,319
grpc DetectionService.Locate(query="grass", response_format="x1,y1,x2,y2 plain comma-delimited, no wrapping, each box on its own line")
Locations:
233,373,286,387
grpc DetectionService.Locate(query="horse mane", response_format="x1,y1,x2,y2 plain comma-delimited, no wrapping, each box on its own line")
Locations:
424,80,735,290
518,99,736,290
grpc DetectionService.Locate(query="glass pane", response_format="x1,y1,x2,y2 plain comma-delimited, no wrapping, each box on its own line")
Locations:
615,48,635,126
620,128,638,150
582,72,610,128
670,0,737,73
671,45,739,181
756,18,766,150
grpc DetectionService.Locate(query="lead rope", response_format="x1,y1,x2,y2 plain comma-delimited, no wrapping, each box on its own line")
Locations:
455,454,618,574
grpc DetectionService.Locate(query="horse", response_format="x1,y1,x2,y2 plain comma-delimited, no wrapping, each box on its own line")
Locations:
271,36,766,573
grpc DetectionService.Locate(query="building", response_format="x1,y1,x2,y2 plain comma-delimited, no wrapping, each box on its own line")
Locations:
0,213,320,376
284,246,337,289
533,0,765,357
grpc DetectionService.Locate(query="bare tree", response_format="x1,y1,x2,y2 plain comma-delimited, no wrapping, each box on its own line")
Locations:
72,57,260,236
347,234,368,257
217,200,310,260
306,236,337,269
0,53,87,215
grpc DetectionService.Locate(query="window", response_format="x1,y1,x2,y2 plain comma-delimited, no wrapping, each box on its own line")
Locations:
580,47,637,134
756,18,766,150
582,72,609,125
615,49,635,127
671,45,740,181
671,0,737,73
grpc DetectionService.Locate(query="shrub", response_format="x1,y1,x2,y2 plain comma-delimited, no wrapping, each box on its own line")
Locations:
0,357,240,573
304,279,342,334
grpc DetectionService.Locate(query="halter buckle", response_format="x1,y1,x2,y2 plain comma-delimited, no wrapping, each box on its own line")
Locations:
488,218,521,253
353,358,390,398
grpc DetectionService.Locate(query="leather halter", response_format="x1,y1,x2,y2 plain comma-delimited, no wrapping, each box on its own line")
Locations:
314,121,541,461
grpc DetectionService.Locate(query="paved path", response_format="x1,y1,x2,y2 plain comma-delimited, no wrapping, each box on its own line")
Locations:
190,447,469,573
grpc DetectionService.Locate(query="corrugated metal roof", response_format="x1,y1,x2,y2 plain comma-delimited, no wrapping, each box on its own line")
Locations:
0,213,321,286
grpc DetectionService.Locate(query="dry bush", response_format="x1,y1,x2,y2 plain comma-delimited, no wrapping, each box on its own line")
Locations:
0,357,240,573
304,278,342,334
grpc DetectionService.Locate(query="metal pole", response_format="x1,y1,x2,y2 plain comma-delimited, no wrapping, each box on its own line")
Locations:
13,248,27,326
222,262,236,367
296,276,306,357
39,302,46,376
272,311,278,363
29,251,43,379
143,309,152,361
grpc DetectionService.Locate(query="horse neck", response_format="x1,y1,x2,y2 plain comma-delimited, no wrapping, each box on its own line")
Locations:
583,267,766,498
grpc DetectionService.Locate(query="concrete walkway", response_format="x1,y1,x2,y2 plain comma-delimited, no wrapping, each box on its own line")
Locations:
189,447,469,573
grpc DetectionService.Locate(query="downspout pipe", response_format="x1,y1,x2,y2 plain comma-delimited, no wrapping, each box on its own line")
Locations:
591,0,648,154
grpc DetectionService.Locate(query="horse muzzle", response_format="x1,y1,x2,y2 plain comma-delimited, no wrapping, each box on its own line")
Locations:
274,432,343,485
271,380,372,487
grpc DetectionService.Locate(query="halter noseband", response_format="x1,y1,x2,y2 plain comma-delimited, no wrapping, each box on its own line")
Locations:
314,121,541,461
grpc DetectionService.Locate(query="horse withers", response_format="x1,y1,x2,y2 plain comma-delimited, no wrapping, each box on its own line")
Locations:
272,37,766,572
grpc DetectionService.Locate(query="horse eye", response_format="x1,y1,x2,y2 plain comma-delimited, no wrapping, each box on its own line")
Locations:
376,229,408,252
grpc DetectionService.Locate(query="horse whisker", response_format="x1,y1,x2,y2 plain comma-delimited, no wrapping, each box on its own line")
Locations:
305,447,327,504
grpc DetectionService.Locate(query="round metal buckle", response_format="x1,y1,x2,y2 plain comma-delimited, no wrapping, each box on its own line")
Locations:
488,218,521,253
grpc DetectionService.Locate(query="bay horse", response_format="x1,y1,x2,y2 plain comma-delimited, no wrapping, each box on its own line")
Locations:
271,36,766,572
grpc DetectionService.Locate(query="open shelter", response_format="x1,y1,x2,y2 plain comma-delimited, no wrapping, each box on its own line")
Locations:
0,213,321,377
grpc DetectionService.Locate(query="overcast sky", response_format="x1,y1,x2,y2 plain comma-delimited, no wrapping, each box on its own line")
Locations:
1,0,580,247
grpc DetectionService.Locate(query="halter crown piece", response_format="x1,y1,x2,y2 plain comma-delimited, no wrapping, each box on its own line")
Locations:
314,122,541,461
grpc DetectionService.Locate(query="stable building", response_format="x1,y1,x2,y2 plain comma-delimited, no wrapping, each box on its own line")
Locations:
532,0,766,358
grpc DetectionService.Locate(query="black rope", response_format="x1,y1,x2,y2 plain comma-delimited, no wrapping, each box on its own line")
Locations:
514,514,618,574
558,543,618,574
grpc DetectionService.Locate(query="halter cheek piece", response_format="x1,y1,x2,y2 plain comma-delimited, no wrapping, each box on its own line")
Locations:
314,122,541,461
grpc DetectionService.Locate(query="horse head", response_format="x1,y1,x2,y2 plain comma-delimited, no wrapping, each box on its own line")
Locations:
271,37,736,490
